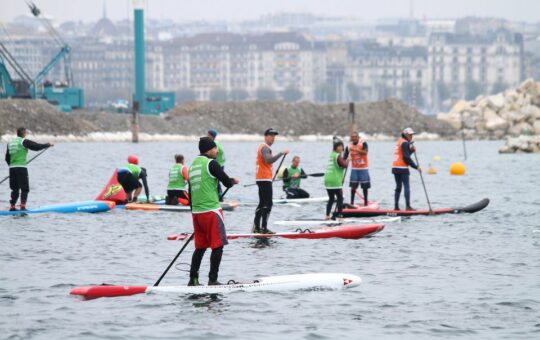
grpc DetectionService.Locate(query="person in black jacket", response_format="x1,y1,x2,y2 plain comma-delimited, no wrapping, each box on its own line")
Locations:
5,127,53,211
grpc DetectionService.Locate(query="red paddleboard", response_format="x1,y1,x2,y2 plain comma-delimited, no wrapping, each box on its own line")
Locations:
95,169,127,204
168,224,384,241
341,198,490,217
71,285,148,298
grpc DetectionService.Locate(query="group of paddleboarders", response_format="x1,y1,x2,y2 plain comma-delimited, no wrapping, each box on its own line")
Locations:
3,125,421,286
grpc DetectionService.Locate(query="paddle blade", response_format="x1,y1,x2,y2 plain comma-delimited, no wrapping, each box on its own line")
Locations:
307,173,324,177
70,285,147,299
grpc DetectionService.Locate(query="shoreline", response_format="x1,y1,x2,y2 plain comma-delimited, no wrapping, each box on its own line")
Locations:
0,131,444,143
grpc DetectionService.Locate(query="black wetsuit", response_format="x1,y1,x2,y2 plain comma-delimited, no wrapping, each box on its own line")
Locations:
5,140,51,207
117,167,149,201
253,146,284,232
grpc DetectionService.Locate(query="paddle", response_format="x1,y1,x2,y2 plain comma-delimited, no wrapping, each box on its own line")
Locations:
272,172,324,183
243,154,288,187
154,187,231,286
460,112,468,161
272,154,287,181
413,151,433,213
0,148,49,185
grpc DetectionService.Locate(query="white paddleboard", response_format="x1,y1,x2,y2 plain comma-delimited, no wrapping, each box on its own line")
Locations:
149,273,361,294
70,273,362,298
274,216,401,227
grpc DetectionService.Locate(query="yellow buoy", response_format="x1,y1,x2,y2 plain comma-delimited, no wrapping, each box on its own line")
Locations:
427,167,437,175
433,155,441,161
450,162,466,176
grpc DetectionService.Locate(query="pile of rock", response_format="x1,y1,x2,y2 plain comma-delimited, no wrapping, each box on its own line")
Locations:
437,78,540,140
499,135,540,153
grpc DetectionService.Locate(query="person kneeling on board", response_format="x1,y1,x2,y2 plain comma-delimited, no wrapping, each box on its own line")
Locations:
282,155,310,199
166,154,189,205
391,127,422,211
117,155,150,203
188,137,239,286
343,131,370,206
324,139,348,222
5,127,53,211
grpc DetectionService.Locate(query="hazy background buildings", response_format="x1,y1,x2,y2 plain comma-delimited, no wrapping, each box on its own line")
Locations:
2,1,540,113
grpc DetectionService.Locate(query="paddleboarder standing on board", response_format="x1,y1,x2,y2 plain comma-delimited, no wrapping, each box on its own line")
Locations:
324,138,348,222
207,128,226,201
344,131,370,206
392,128,422,211
282,156,310,199
4,127,53,211
166,154,189,205
188,137,239,286
117,155,150,203
252,128,289,234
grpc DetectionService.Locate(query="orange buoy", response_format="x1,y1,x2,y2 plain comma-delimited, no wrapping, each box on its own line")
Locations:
450,162,466,175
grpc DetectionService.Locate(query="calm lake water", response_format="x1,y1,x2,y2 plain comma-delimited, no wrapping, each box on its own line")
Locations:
1,140,539,339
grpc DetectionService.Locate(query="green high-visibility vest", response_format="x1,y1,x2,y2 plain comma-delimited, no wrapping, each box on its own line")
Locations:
284,166,302,189
7,137,28,167
189,156,220,213
324,151,344,189
167,164,186,190
125,164,141,178
215,140,225,167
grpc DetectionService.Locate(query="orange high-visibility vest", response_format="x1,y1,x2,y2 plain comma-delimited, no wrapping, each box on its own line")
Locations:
256,143,273,181
349,142,368,169
392,137,409,169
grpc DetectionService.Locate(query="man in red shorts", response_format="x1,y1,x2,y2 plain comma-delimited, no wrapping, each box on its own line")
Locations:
188,137,239,286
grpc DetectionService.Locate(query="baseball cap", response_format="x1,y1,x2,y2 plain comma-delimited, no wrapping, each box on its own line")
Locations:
264,128,279,136
402,127,415,135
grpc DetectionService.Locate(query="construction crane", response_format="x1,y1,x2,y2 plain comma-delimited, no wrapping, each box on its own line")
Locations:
0,2,84,111
0,41,34,98
26,1,83,110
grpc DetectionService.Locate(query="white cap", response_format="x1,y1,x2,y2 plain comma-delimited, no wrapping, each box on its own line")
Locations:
402,127,415,135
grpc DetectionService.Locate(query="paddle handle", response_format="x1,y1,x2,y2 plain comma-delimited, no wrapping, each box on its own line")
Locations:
0,148,49,185
413,152,433,212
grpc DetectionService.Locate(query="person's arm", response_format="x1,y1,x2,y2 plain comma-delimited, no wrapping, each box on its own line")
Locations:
181,166,188,182
5,145,9,165
261,146,283,164
209,160,235,188
22,139,51,151
357,142,368,155
282,168,290,183
401,142,418,169
139,167,150,198
300,169,307,178
337,155,348,168
343,146,350,159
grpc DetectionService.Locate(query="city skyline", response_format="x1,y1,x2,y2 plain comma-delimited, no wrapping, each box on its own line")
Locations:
2,0,540,24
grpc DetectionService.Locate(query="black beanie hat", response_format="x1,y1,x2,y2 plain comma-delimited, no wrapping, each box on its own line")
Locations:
199,137,217,154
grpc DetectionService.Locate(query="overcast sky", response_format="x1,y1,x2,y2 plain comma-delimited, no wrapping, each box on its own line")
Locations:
2,0,540,24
